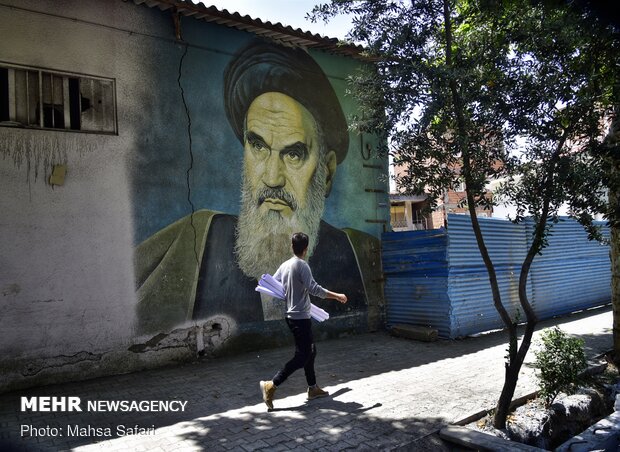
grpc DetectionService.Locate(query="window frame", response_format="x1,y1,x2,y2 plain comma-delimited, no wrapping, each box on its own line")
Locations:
0,61,118,135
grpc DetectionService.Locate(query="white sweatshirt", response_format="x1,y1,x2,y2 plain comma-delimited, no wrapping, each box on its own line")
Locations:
273,256,327,319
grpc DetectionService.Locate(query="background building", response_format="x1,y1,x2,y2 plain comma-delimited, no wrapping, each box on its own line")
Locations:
390,162,493,231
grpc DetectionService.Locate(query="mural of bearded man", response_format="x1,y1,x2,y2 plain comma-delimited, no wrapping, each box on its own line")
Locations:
134,41,380,341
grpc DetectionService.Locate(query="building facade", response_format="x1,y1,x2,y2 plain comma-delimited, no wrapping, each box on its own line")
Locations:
390,162,493,231
0,0,388,391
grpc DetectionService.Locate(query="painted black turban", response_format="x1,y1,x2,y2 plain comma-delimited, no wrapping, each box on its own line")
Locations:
223,41,349,164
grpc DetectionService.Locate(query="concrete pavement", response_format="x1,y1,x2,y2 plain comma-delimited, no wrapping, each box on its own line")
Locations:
0,305,613,451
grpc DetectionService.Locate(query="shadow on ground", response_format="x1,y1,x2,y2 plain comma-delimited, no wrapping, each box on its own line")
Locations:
0,305,611,451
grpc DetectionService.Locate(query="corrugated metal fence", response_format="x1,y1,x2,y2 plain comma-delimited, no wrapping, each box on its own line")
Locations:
382,214,610,338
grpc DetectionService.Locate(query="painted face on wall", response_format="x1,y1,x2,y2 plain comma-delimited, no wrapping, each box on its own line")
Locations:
245,92,324,217
235,92,337,278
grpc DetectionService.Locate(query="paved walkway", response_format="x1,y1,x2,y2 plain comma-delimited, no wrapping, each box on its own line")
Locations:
0,305,613,451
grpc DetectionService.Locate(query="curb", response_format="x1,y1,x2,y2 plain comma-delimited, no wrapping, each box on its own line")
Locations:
441,359,610,450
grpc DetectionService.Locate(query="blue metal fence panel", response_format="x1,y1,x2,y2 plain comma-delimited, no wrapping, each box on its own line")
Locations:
381,215,611,339
382,229,449,277
384,277,452,337
382,229,452,337
525,218,611,318
446,214,532,338
448,270,525,337
447,215,528,268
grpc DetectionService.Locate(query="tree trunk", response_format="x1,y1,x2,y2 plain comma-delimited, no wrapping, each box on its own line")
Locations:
441,0,526,429
608,105,620,366
612,221,620,365
610,157,620,365
494,358,522,429
492,137,564,428
493,322,537,429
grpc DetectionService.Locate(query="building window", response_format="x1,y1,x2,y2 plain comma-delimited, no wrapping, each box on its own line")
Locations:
390,203,408,229
0,63,116,134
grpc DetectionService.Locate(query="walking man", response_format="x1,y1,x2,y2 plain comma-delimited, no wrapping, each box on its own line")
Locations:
260,232,348,410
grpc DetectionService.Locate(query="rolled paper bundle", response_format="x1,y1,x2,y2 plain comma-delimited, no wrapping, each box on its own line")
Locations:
310,303,329,322
255,286,282,298
262,275,284,294
257,281,284,299
262,274,280,286
259,274,285,299
310,306,328,322
256,274,330,322
316,308,329,321
256,283,284,300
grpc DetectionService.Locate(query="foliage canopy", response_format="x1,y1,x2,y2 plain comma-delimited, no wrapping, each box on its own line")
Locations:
313,0,618,235
311,0,619,429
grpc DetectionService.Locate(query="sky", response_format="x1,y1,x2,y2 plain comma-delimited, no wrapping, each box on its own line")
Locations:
205,0,353,39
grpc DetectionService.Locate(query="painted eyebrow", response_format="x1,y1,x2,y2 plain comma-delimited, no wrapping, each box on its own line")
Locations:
245,131,269,149
245,130,308,158
280,142,308,158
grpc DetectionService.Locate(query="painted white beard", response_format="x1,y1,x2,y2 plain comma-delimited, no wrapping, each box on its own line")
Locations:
235,161,328,279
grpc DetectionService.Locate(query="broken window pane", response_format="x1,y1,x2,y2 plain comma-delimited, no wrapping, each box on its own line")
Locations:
79,77,115,133
0,63,116,133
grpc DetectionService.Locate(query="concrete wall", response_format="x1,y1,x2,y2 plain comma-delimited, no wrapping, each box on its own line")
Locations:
0,0,388,391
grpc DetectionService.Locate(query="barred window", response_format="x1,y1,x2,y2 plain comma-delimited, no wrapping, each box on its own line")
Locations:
0,64,116,134
390,203,408,229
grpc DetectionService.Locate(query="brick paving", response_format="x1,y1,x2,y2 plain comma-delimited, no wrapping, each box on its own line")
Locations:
0,305,612,451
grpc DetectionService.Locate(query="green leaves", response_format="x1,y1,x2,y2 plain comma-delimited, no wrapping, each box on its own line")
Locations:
534,327,588,406
311,0,617,429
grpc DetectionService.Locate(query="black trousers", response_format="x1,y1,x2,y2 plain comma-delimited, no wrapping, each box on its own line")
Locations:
273,318,317,387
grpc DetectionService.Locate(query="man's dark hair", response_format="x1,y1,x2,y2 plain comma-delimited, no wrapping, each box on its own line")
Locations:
292,232,309,256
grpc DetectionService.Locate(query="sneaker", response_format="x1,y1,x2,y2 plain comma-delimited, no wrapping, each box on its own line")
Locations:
307,385,329,400
260,380,276,410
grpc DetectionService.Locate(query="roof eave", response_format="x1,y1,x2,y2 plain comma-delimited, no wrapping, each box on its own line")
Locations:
129,0,369,60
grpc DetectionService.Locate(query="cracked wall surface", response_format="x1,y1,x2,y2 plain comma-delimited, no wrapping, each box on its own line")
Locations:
0,0,161,392
0,0,388,393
